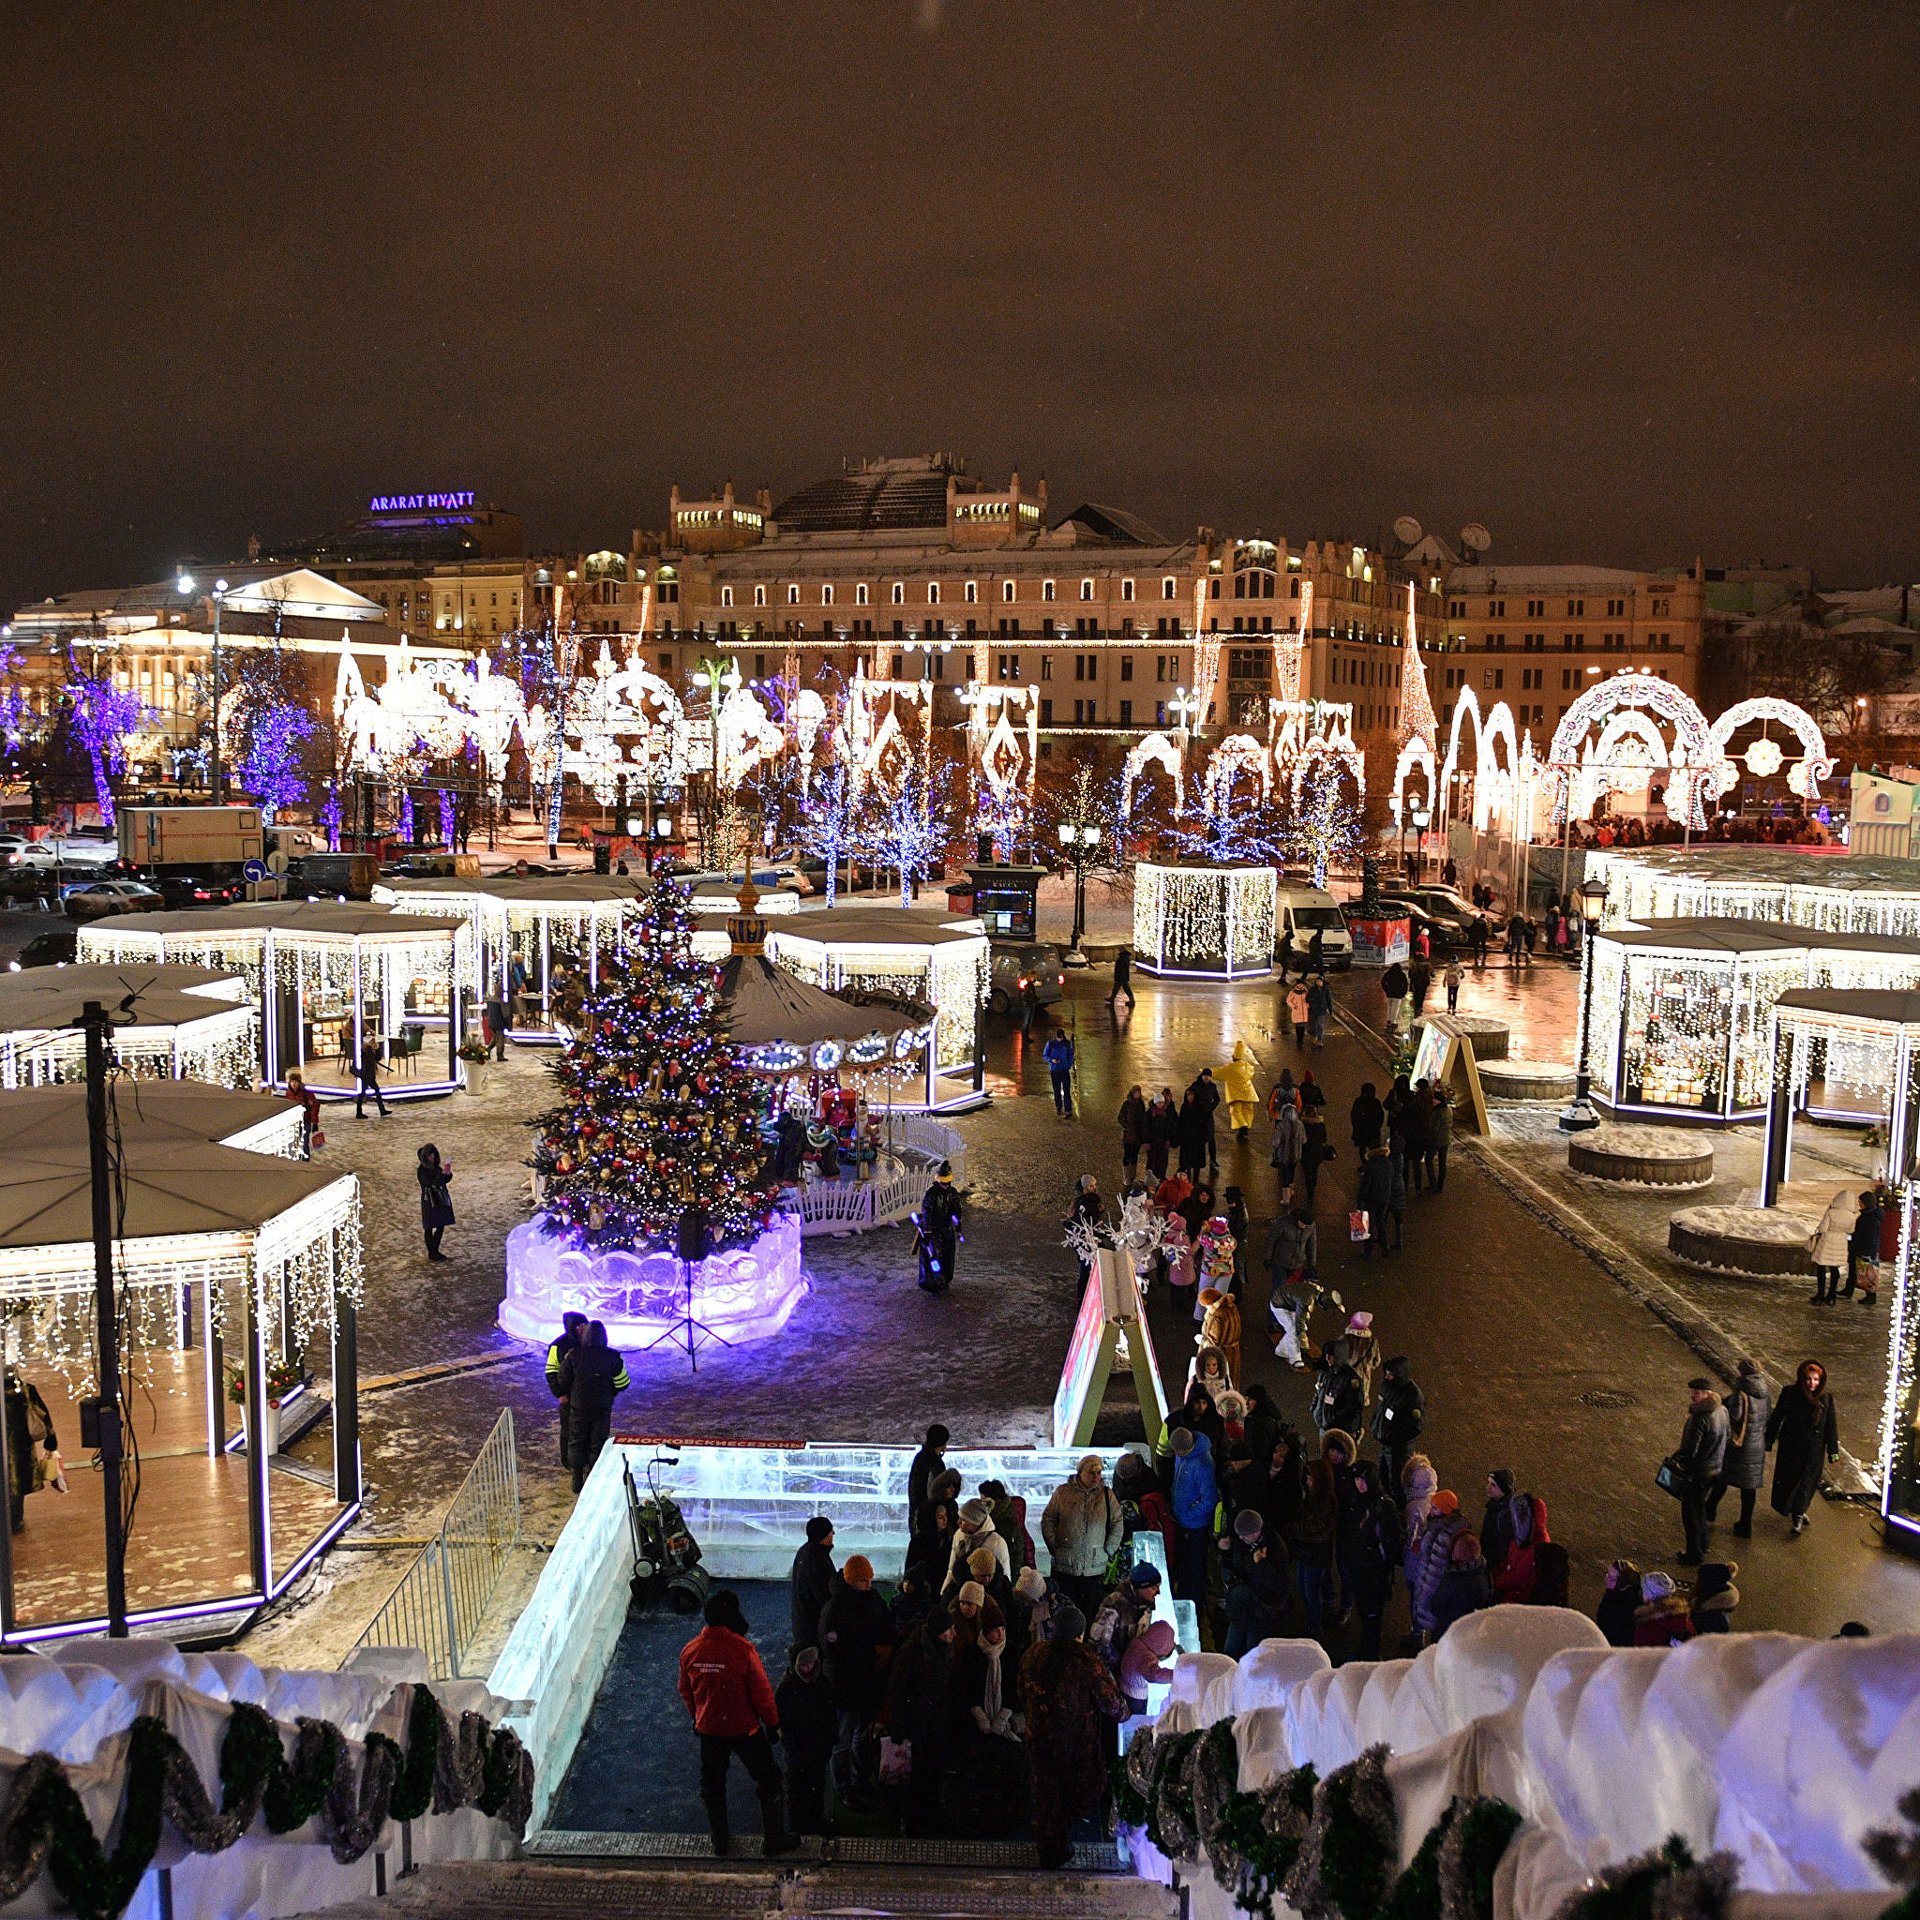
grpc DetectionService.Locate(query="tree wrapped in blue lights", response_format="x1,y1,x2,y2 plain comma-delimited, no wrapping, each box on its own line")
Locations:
236,702,314,819
65,656,147,830
530,879,779,1251
796,763,859,908
1166,801,1286,867
864,772,948,907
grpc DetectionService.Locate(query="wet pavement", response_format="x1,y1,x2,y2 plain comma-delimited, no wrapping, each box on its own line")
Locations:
241,946,1920,1670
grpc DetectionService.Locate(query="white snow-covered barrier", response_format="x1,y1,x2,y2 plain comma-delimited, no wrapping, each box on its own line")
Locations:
1120,1614,1920,1918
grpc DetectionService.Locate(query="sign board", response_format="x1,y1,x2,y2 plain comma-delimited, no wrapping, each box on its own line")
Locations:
264,851,289,875
243,859,267,882
1409,1022,1491,1136
1051,1248,1170,1449
1349,915,1410,967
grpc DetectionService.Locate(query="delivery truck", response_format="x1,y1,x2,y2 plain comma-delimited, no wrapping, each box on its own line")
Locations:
117,805,265,875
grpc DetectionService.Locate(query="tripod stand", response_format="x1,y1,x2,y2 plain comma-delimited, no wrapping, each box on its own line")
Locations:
640,1209,732,1372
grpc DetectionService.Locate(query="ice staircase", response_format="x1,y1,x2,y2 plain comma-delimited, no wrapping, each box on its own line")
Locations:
300,1857,1182,1919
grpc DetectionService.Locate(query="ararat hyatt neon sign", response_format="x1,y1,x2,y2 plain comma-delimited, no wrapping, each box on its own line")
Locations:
369,490,476,513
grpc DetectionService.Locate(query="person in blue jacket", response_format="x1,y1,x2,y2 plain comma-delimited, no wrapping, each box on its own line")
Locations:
1042,1027,1076,1117
1167,1426,1218,1603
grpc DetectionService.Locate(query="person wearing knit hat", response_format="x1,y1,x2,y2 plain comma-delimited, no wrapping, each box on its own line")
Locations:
818,1555,895,1798
942,1495,1012,1596
789,1515,837,1654
1633,1569,1695,1647
956,1578,985,1611
1674,1378,1729,1567
1021,1596,1122,1869
1040,1454,1124,1621
773,1642,837,1836
1086,1559,1162,1670
1481,1470,1517,1574
1428,1529,1491,1638
1410,1489,1466,1641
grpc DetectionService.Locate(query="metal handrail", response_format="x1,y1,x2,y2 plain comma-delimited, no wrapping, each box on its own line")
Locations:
351,1408,521,1678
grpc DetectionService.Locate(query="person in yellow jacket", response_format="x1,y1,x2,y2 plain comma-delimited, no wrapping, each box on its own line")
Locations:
1215,1040,1260,1139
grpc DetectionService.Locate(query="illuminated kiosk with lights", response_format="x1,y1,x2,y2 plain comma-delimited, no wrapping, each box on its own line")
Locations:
765,906,989,1112
0,1082,360,1644
80,901,471,1099
1585,918,1920,1121
0,962,255,1088
1587,845,1920,938
375,872,650,1044
1133,862,1277,980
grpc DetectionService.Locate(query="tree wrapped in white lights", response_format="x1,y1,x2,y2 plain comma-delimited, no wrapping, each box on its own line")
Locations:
1287,766,1363,889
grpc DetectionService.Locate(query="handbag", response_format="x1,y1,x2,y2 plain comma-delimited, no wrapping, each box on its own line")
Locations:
1654,1454,1684,1498
1349,1209,1370,1242
309,1128,326,1150
878,1736,913,1787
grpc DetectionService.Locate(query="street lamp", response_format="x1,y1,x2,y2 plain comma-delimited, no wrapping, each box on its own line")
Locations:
1058,820,1101,953
1167,685,1201,740
1558,874,1611,1133
1410,801,1431,883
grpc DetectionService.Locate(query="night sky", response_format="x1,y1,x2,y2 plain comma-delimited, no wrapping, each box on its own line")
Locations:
3,1,1916,614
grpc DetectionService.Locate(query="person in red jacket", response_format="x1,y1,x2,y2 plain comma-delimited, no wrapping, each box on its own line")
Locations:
677,1589,795,1858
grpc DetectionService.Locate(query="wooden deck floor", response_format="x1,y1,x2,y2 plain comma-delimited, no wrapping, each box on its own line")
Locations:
10,1353,347,1631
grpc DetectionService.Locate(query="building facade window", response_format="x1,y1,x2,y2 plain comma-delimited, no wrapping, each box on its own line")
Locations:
927,582,940,604
892,582,904,604
1002,579,1016,602
720,586,734,607
1080,579,1094,601
855,582,869,605
1043,580,1055,601
822,583,834,605
753,584,767,607
964,580,977,603
1162,577,1177,600
787,584,800,604
1121,579,1135,601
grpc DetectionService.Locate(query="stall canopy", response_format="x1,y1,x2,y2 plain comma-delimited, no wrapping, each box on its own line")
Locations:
0,1080,302,1157
0,965,257,1088
718,949,922,1076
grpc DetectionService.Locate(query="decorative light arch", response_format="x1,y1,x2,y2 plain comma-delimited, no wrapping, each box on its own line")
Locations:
1289,733,1364,807
1439,687,1531,834
1709,696,1833,802
1202,734,1273,813
1547,671,1716,829
1121,732,1186,819
1389,737,1436,828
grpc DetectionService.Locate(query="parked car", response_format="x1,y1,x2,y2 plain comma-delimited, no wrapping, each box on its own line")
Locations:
1388,885,1476,934
20,837,120,870
13,927,78,968
157,873,245,908
64,880,164,920
987,943,1066,1014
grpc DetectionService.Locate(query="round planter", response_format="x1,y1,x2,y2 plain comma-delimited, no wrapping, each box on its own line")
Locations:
1667,1204,1815,1277
1569,1123,1715,1188
461,1059,489,1095
1479,1058,1578,1103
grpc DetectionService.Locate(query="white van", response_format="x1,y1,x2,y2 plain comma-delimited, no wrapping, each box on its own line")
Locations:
1276,887,1352,968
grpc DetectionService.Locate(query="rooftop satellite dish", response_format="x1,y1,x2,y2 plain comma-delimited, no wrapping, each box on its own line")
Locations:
1392,514,1423,547
1461,524,1492,555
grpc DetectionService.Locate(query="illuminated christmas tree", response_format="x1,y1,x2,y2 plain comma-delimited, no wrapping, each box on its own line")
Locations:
530,878,779,1251
1287,772,1363,889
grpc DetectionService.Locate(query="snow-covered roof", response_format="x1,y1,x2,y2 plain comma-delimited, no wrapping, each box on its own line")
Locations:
1444,563,1658,591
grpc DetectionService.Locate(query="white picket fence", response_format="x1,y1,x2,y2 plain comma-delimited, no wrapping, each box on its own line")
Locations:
783,1115,966,1236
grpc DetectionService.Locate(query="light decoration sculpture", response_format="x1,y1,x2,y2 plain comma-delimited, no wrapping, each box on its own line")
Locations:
1547,670,1717,830
1189,575,1219,727
1708,696,1832,803
1133,862,1277,980
1201,733,1273,812
960,682,1040,857
1120,732,1186,820
1390,580,1441,830
1271,701,1366,805
1438,685,1539,837
1272,578,1309,704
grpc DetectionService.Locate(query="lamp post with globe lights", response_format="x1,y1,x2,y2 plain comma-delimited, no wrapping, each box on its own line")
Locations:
1559,875,1611,1132
177,573,229,800
1058,819,1101,956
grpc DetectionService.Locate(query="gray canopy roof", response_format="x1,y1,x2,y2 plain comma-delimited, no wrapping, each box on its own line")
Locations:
717,952,919,1050
8,962,242,998
99,902,466,941
380,875,649,906
0,1081,294,1150
1772,988,1920,1030
0,1084,343,1251
1602,917,1920,958
0,972,249,1039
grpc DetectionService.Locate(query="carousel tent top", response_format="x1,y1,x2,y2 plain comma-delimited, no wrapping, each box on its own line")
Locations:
376,875,649,906
0,1081,296,1153
717,951,920,1050
1772,987,1920,1031
1599,918,1920,958
5,963,245,1000
102,903,468,942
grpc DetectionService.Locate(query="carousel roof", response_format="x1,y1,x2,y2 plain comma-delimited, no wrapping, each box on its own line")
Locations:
0,973,251,1038
0,1081,293,1150
0,1085,343,1250
717,951,920,1049
100,903,467,941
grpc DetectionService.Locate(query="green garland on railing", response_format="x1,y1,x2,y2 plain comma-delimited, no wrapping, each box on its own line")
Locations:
1287,1746,1400,1920
0,1685,533,1920
1145,1728,1206,1861
1550,1835,1738,1920
1382,1796,1524,1920
1113,1730,1153,1828
1217,1761,1319,1920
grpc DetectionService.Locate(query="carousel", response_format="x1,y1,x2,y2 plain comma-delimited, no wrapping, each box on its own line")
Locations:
0,1081,361,1642
80,902,471,1099
0,964,256,1089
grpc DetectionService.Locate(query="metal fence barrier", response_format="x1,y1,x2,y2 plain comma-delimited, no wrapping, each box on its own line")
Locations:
352,1407,521,1678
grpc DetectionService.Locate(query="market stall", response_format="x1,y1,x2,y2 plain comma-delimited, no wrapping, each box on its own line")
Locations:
1585,918,1920,1121
765,906,988,1112
84,903,470,1099
0,1082,361,1641
0,964,256,1088
1132,862,1277,980
374,873,649,1044
1589,845,1920,937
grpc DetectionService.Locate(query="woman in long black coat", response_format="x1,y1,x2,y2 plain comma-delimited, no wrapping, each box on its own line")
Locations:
1766,1359,1839,1537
